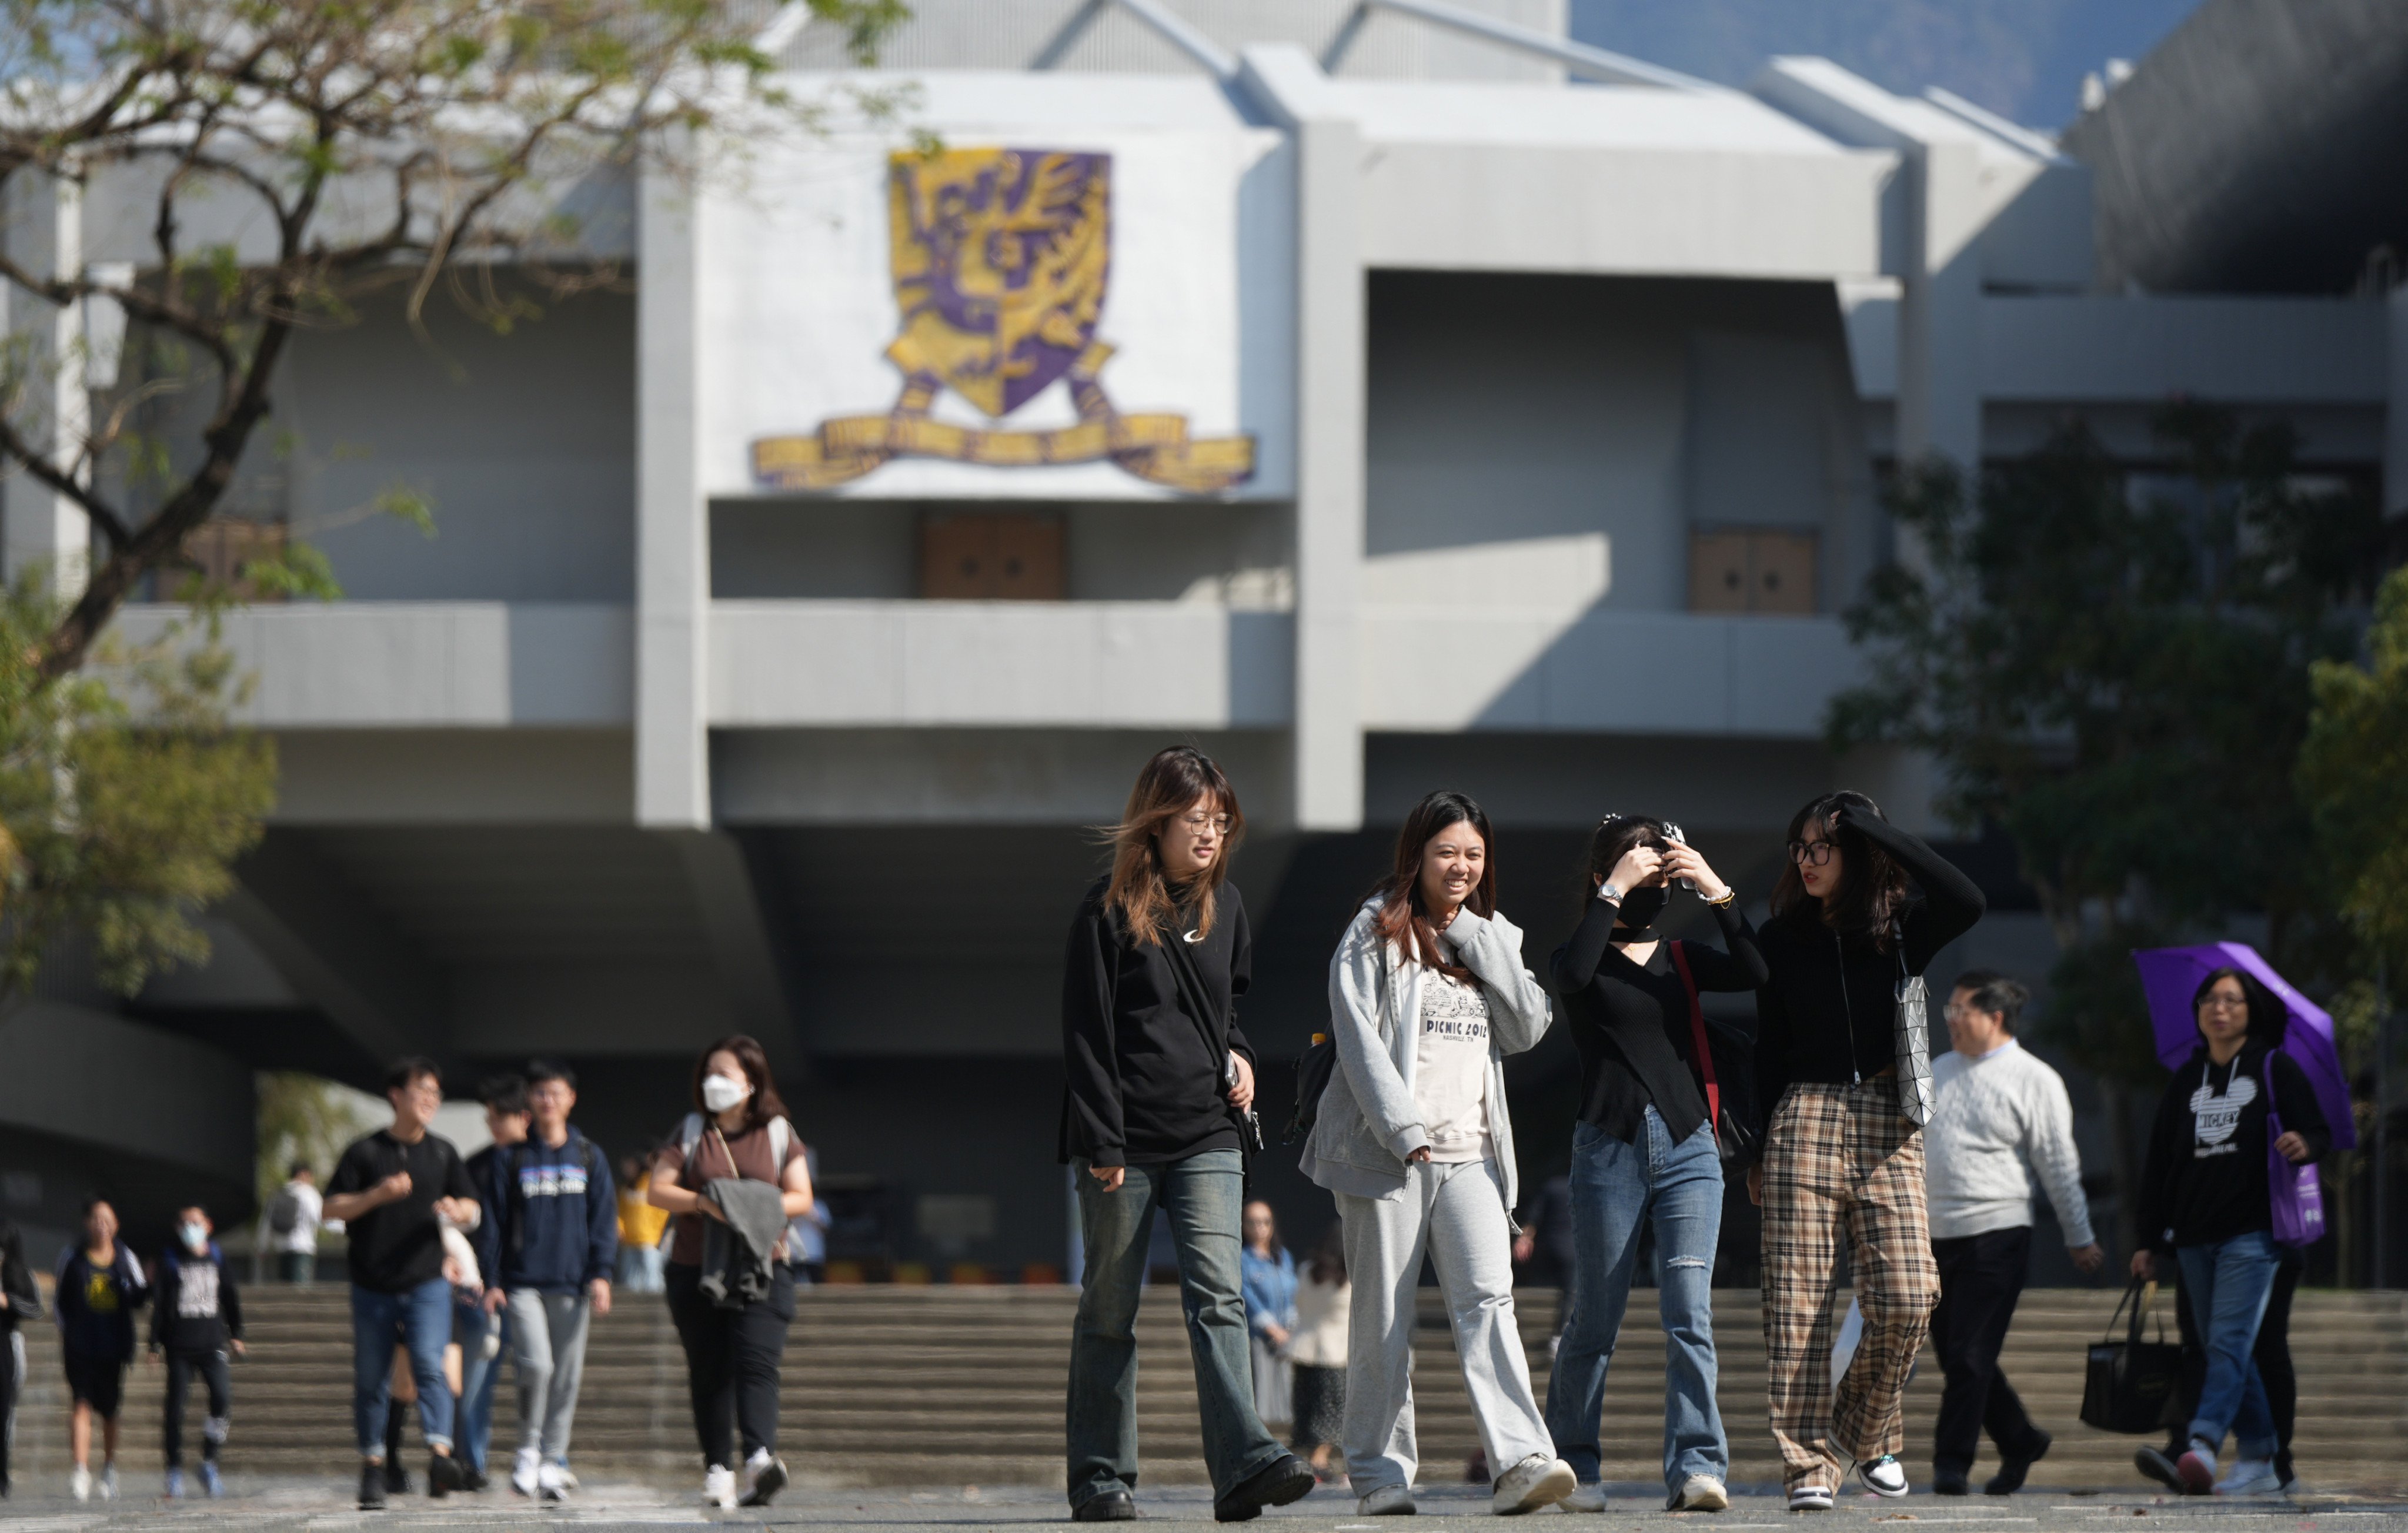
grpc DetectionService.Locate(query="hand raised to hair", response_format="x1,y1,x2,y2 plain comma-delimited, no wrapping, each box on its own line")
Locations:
1601,844,1662,896
1664,844,1731,903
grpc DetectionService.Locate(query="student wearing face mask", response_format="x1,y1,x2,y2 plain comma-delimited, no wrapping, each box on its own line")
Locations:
1544,815,1763,1514
647,1036,813,1511
148,1205,245,1499
1304,790,1575,1518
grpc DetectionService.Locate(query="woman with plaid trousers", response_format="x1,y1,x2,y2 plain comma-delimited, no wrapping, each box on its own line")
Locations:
1745,793,1985,1508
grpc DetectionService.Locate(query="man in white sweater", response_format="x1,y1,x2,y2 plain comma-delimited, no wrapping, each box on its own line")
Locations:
1925,971,2104,1497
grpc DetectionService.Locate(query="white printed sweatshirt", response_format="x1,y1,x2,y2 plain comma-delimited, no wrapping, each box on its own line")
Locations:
1923,1038,2096,1246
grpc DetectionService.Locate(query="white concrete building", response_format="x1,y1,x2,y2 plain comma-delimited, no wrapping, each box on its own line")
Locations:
5,0,2399,1273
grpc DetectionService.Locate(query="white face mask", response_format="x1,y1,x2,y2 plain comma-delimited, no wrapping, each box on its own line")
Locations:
180,1223,208,1252
701,1073,751,1114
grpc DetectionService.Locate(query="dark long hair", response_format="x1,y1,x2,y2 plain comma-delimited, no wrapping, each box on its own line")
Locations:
1101,745,1245,947
1371,791,1495,982
1587,814,1674,890
2191,966,2287,1050
1768,790,1909,948
690,1034,789,1135
1305,1220,1346,1286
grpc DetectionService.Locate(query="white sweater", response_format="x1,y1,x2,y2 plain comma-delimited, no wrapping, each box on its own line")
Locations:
1923,1039,2096,1246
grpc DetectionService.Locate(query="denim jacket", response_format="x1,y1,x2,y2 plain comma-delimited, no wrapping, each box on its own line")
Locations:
1300,899,1551,1215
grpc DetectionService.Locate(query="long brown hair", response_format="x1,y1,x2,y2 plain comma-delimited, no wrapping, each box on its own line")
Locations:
1768,790,1908,948
690,1034,789,1135
1371,791,1495,981
1103,745,1245,947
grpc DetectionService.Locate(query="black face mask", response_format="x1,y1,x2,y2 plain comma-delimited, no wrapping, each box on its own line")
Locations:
1615,885,1669,930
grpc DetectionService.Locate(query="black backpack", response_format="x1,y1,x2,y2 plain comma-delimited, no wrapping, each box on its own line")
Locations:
1283,1033,1337,1144
267,1187,305,1235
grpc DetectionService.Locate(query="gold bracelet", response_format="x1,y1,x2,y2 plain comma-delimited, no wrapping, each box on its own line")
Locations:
1703,887,1737,907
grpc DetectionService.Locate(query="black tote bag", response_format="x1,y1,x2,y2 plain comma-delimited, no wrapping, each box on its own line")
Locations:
2080,1279,2186,1434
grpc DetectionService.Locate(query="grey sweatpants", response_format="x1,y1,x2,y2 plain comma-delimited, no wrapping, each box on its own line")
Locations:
1335,1157,1551,1494
505,1290,593,1464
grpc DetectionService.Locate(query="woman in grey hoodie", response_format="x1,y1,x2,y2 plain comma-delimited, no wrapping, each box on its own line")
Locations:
1301,791,1576,1518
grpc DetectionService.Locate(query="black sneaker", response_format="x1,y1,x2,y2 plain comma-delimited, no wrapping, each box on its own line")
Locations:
1213,1454,1315,1523
428,1452,466,1498
463,1467,490,1493
382,1458,411,1495
1933,1469,1971,1496
738,1457,787,1508
2134,1444,2182,1492
1074,1488,1137,1521
1986,1432,2050,1496
360,1463,389,1511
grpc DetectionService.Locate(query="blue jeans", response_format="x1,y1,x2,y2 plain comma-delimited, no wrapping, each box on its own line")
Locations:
1544,1109,1728,1492
351,1278,456,1458
454,1298,508,1473
1067,1150,1284,1508
2177,1231,2282,1458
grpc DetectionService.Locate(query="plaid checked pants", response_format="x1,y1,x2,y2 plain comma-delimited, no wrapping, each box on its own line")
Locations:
1758,1079,1941,1490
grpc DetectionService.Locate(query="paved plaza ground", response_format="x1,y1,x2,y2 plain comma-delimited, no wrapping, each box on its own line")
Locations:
2,1481,2406,1531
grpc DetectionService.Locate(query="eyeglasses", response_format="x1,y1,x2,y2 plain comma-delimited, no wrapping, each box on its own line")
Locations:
2199,993,2250,1013
1177,813,1234,834
1787,840,1835,867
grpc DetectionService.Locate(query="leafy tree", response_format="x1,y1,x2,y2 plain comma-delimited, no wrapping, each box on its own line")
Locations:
1832,405,2380,1256
0,0,907,678
0,577,275,1002
255,1069,374,1214
2302,567,2408,984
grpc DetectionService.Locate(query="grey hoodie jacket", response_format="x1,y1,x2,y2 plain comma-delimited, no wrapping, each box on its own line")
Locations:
1299,899,1551,1215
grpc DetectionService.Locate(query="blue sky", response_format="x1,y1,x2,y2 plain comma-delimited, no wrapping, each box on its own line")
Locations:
1568,0,2205,129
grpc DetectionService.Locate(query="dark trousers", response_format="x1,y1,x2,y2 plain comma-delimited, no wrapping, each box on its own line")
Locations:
2169,1250,2300,1476
162,1350,232,1467
1929,1227,2046,1475
0,1328,18,1492
664,1260,794,1471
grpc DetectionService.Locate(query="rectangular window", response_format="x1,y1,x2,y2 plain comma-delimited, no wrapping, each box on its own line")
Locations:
918,512,1066,600
1689,528,1817,615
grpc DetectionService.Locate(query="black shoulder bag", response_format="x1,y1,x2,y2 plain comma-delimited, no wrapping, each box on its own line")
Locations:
1157,914,1266,1171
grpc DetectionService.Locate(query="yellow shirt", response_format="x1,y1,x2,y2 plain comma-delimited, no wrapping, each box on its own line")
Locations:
617,1173,669,1247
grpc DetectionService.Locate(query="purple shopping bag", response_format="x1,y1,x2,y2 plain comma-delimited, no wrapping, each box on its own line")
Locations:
2260,1054,2326,1248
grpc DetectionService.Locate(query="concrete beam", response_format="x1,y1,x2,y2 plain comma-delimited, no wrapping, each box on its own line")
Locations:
0,1003,254,1192
223,831,450,1071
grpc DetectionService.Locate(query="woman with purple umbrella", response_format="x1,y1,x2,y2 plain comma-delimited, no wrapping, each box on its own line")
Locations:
2130,967,2329,1497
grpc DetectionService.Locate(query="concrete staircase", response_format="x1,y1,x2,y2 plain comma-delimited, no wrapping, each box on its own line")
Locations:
9,1285,2406,1494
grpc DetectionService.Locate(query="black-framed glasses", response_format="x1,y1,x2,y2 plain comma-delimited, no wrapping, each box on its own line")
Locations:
1787,839,1835,867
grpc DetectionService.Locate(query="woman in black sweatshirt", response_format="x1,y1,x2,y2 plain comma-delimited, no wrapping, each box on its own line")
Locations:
2131,967,2327,1496
1749,791,1985,1506
1057,746,1313,1525
1541,815,1765,1512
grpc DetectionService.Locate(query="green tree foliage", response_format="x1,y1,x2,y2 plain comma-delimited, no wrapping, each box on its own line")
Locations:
0,576,276,1003
255,1070,373,1213
2302,567,2408,989
1832,405,2379,1250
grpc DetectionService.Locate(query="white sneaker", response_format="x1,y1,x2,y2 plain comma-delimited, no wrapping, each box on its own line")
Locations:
2215,1458,2281,1497
1788,1483,1835,1512
98,1464,118,1501
1564,1482,1608,1512
1670,1474,1730,1511
69,1465,91,1501
511,1445,540,1498
1492,1454,1577,1515
703,1464,737,1509
1856,1455,1909,1498
739,1446,789,1507
553,1464,580,1491
537,1461,571,1504
1357,1482,1415,1515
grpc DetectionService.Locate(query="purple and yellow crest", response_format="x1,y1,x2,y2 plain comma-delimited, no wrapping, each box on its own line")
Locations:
752,148,1255,495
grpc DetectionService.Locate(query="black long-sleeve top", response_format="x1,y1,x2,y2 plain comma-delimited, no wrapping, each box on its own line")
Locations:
1752,806,1986,1134
1058,877,1257,1170
2136,1042,2330,1251
1553,898,1767,1147
0,1221,38,1332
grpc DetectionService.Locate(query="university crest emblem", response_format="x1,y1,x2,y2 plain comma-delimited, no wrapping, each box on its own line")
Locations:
752,148,1255,495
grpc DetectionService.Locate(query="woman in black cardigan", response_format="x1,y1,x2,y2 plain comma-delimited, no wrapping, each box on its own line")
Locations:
1057,745,1314,1525
1542,816,1764,1514
1748,791,1985,1507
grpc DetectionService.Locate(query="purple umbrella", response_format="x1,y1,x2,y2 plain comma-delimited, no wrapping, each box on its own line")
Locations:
2132,943,2357,1151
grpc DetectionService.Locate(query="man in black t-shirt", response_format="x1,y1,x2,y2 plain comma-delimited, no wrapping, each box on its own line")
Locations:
325,1058,482,1510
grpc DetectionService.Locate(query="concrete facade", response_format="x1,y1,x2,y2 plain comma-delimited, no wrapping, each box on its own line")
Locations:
5,0,2397,1274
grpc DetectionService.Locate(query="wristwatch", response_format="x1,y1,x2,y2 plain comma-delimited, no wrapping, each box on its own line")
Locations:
1597,882,1624,904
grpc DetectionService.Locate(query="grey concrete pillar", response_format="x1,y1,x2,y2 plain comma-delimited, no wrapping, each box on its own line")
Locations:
636,163,711,829
1896,141,1983,475
2,169,90,593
